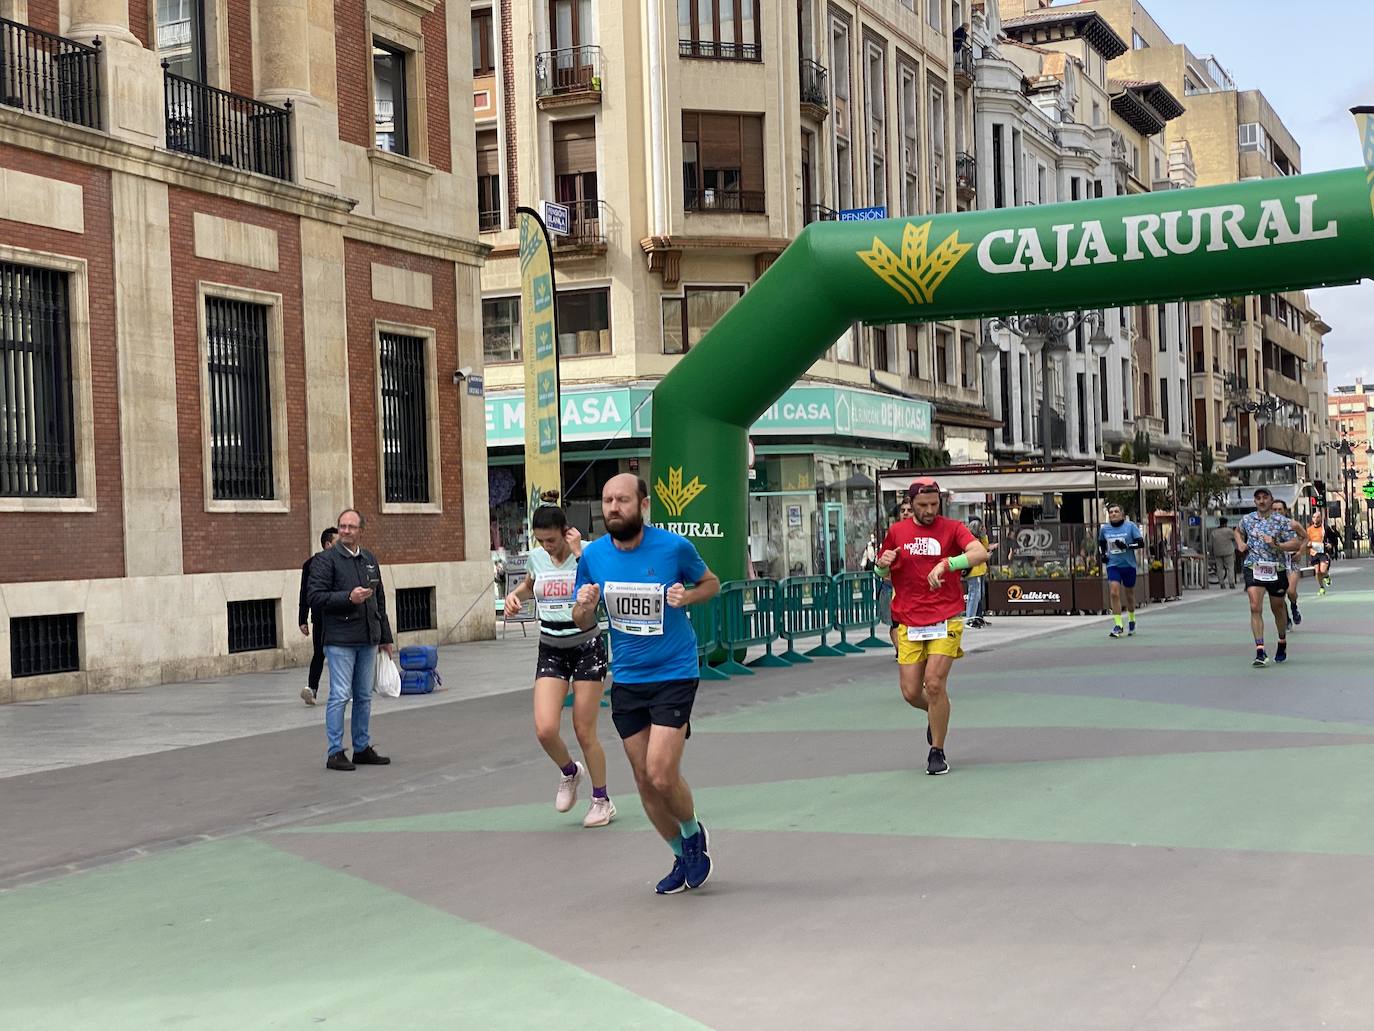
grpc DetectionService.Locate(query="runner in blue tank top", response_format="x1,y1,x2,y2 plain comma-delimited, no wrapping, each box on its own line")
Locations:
573,473,721,895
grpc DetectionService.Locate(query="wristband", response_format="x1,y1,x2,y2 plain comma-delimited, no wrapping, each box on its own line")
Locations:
948,554,971,572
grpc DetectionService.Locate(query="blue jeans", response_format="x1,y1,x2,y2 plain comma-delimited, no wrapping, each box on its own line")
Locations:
964,575,985,621
324,644,377,757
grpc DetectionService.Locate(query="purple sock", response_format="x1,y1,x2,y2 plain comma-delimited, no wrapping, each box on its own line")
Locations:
560,761,578,776
592,785,608,799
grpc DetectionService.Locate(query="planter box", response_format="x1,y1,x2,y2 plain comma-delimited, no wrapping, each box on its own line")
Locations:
1073,577,1109,614
987,578,1074,615
1148,567,1180,602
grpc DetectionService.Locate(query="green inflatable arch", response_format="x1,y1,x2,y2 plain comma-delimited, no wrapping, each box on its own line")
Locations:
649,165,1374,583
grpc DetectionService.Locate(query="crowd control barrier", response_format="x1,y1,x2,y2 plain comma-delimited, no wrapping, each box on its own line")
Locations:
717,579,789,675
687,595,729,681
775,575,844,661
831,571,890,652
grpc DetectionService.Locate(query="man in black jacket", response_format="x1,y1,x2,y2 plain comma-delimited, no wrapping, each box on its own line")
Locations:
307,509,395,771
297,526,338,706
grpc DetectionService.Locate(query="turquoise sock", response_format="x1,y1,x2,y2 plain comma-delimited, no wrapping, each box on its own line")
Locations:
669,835,684,857
679,816,700,840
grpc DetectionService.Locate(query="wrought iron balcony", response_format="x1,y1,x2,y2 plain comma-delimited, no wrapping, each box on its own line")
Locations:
799,58,828,115
551,198,607,249
679,38,761,62
0,17,101,129
478,208,502,232
955,151,976,197
535,45,601,105
685,187,765,214
163,65,292,180
953,42,976,85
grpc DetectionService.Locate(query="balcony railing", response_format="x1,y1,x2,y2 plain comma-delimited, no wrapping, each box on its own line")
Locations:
685,187,765,214
678,39,761,62
478,209,501,232
0,17,101,129
804,203,837,225
163,64,292,181
535,45,601,100
955,151,976,195
799,58,828,110
953,42,976,83
552,198,607,248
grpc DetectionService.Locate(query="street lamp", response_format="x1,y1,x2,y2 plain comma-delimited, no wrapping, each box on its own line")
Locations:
988,310,1109,517
1315,435,1372,556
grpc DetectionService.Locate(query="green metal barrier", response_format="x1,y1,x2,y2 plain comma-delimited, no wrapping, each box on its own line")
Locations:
717,579,788,675
832,571,891,651
687,595,729,681
776,575,844,660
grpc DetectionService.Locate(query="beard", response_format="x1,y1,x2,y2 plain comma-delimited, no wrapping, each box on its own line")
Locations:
606,509,644,541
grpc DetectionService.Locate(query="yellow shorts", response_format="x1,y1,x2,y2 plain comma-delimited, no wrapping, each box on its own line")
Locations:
895,619,965,665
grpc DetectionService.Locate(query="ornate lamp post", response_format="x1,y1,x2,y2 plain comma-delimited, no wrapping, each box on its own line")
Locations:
1315,434,1372,556
987,310,1112,516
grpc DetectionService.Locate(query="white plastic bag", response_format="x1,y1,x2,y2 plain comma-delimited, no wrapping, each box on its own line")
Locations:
375,651,402,697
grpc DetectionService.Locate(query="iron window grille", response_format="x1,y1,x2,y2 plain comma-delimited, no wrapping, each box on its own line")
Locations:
378,331,430,503
10,613,80,677
0,16,102,128
394,586,436,633
227,599,278,653
1,261,76,498
205,297,274,501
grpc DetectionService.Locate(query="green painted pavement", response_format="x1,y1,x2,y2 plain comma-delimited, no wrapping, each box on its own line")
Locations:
286,742,1374,857
0,838,706,1031
693,682,1374,735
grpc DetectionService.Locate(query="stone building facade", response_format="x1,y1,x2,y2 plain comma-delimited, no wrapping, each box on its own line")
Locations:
0,0,492,699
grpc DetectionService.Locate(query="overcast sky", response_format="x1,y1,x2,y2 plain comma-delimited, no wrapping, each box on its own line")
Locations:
1059,0,1374,386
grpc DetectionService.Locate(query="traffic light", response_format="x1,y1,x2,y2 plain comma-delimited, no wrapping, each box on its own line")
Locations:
1313,479,1328,511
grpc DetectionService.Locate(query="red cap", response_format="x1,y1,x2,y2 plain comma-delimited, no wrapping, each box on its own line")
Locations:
908,477,942,497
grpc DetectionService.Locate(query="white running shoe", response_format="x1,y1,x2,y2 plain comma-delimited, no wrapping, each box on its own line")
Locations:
555,761,584,812
583,796,616,827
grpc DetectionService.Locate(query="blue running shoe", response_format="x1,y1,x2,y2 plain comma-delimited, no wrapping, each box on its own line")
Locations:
655,855,688,895
681,824,713,890
1109,625,1124,639
1291,605,1302,626
1127,620,1136,636
1275,640,1287,664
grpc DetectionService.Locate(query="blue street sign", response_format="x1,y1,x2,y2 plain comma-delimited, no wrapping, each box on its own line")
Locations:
466,374,484,397
838,206,888,221
543,201,571,235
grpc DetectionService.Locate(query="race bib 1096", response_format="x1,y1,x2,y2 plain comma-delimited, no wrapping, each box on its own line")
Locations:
604,582,665,636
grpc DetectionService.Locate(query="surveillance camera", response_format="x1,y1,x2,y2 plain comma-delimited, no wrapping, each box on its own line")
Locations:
452,366,473,384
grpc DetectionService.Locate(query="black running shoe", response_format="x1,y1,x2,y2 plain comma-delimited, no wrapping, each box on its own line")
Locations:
1291,605,1302,626
927,747,950,775
1252,649,1268,668
1275,640,1287,664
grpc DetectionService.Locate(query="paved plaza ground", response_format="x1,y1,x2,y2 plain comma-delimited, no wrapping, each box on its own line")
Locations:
2,564,1372,1029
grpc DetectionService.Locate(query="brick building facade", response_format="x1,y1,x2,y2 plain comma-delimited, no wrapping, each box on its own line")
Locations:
0,0,492,700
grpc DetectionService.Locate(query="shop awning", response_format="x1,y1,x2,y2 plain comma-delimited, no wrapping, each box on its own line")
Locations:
878,468,1169,495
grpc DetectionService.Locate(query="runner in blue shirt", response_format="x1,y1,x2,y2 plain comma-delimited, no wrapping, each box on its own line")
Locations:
1097,503,1145,638
573,473,721,895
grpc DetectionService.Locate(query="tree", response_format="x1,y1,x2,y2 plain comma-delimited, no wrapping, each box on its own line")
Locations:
1179,450,1231,512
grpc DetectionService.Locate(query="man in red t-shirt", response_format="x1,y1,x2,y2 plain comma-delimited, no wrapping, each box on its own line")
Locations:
876,477,989,775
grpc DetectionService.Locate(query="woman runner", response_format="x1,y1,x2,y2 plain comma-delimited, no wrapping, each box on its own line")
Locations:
504,506,615,827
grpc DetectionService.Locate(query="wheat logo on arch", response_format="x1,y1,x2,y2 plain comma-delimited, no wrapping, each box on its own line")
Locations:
655,467,707,518
858,221,973,305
